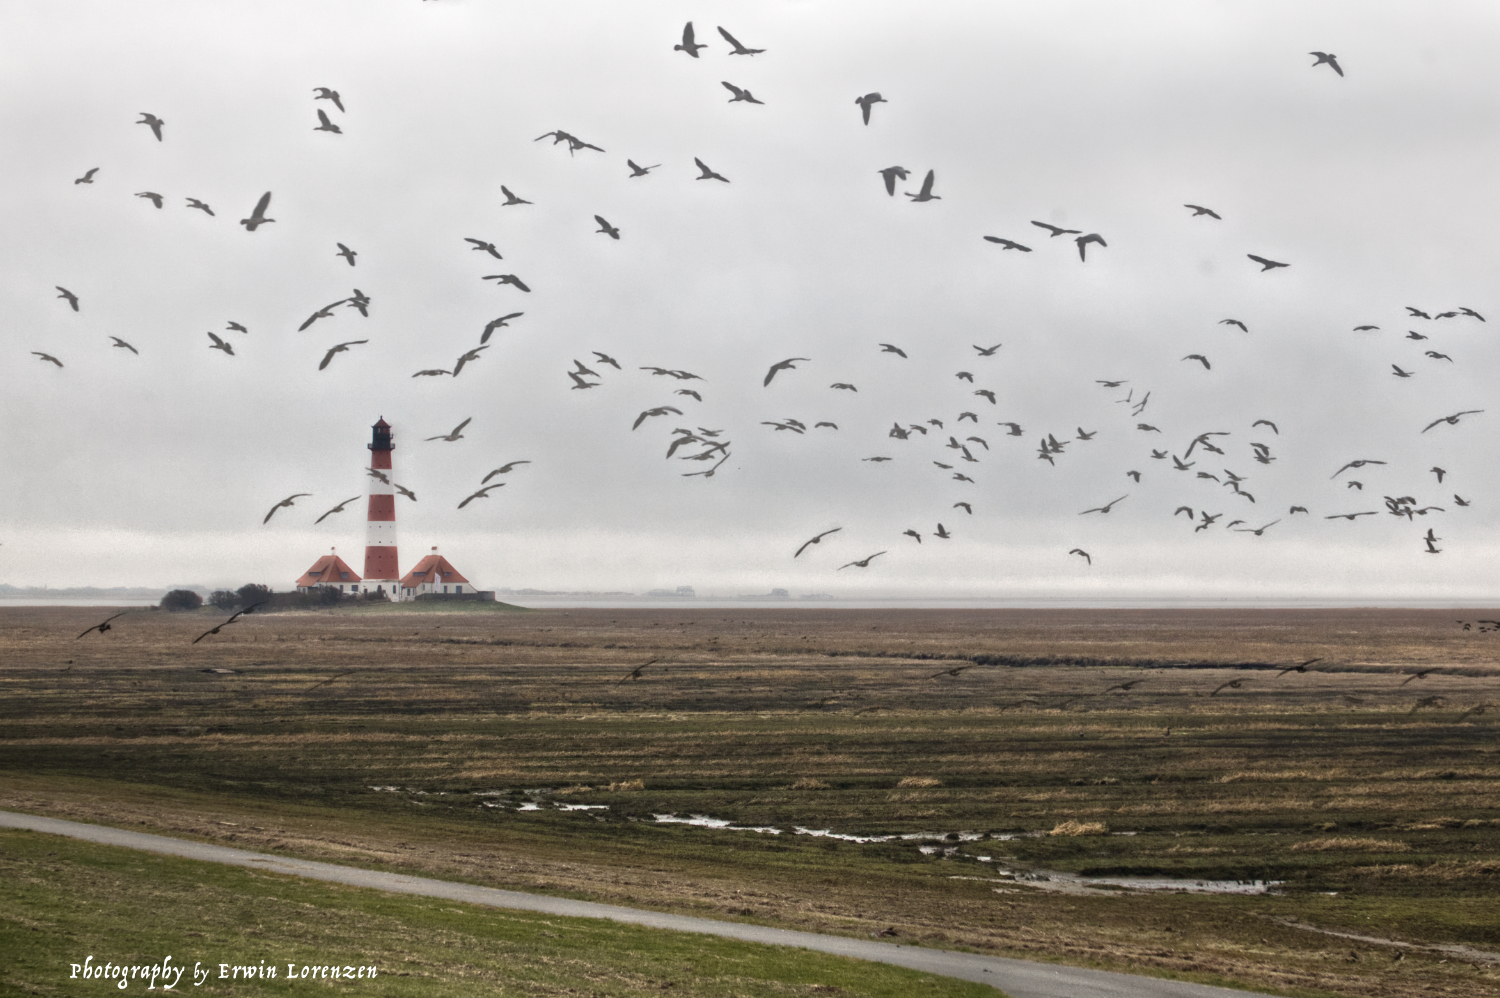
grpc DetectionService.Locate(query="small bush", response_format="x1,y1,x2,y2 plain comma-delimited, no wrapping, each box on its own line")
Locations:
237,583,271,606
160,589,202,612
1050,820,1108,837
897,776,942,788
208,590,239,611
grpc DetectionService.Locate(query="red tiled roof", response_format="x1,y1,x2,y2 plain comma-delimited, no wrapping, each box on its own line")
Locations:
295,553,362,588
399,553,470,588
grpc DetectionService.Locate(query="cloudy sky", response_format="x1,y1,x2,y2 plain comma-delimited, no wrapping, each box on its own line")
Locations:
2,1,1497,600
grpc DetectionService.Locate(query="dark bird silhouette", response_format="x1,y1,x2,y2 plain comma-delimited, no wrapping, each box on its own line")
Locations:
135,191,164,208
1031,221,1081,237
412,368,451,378
1309,51,1344,76
694,157,730,182
954,502,973,514
905,170,939,202
999,422,1023,436
482,461,531,484
1182,354,1211,369
480,313,523,344
1080,495,1128,515
674,22,707,57
1353,325,1380,331
314,108,342,133
973,389,996,404
192,602,266,645
592,351,621,370
318,339,368,370
393,483,417,502
263,494,311,524
313,87,344,112
972,344,1002,357
983,236,1032,252
934,523,951,539
1210,678,1248,697
1069,548,1091,565
1289,506,1309,515
32,351,63,368
185,197,214,215
335,243,357,266
879,343,907,357
717,26,764,55
594,215,621,239
464,238,503,261
838,551,887,570
1406,330,1429,341
1075,233,1106,261
1391,364,1413,378
1184,204,1221,219
1425,351,1453,362
956,372,973,382
1126,470,1141,482
74,167,99,184
929,664,972,678
1275,658,1323,678
1252,419,1278,434
1432,467,1447,483
314,497,361,524
1325,511,1377,520
1422,410,1483,433
830,382,857,392
298,301,344,332
1233,519,1281,536
77,612,130,639
627,160,660,177
722,81,764,104
500,185,532,206
1247,254,1288,271
1454,494,1470,507
616,657,660,687
1406,306,1432,319
877,166,909,196
676,389,702,401
1331,459,1385,479
764,357,810,386
903,529,922,544
55,286,80,311
855,92,886,125
458,484,505,509
862,456,892,462
632,407,682,430
483,274,531,292
207,331,235,356
137,112,164,141
1220,319,1248,332
426,417,472,442
108,336,138,354
240,191,274,231
1459,307,1485,321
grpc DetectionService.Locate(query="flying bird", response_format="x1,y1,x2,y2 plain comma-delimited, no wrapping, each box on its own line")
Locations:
855,92,886,125
1309,51,1344,76
335,243,357,266
264,494,311,524
632,407,682,430
1184,204,1221,218
1210,678,1248,697
1031,221,1081,237
905,170,939,202
954,502,973,514
877,166,909,196
1275,658,1323,678
674,22,707,57
838,551,887,570
830,382,857,392
1325,511,1377,520
185,197,214,215
314,497,361,524
108,336,138,354
615,657,660,687
593,352,621,370
77,611,131,639
764,357,810,386
298,301,344,332
933,523,951,539
1233,520,1281,536
426,417,472,442
1425,351,1453,362
135,191,164,208
1075,233,1106,261
74,167,99,184
31,351,63,368
722,81,764,104
1353,325,1379,331
393,483,417,502
1391,365,1413,378
313,87,344,112
458,484,505,509
240,192,274,231
1248,254,1289,271
879,343,907,357
483,274,531,292
1182,354,1211,369
1080,495,1128,515
1069,548,1091,565
627,160,660,177
1331,459,1385,479
136,112,164,141
983,236,1031,251
1220,319,1248,332
716,26,764,55
318,339,368,370
207,331,235,356
192,602,267,645
55,286,80,311
480,313,523,344
500,185,532,206
481,461,531,484
903,529,923,544
694,157,729,182
1422,410,1483,433
594,215,621,239
314,108,342,133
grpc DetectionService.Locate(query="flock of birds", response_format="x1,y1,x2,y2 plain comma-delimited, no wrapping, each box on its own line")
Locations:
31,20,1492,583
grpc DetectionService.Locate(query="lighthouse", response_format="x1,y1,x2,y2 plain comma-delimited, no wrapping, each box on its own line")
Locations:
363,417,400,594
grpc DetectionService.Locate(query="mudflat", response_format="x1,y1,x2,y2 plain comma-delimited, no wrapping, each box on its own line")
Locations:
3,604,1498,998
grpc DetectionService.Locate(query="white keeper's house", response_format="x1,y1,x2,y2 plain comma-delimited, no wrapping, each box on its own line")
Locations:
399,548,475,598
295,550,363,594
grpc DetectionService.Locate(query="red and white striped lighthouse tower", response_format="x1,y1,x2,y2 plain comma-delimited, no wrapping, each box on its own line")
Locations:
363,417,400,593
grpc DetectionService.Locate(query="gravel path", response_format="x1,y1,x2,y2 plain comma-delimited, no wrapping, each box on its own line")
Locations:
1,809,1281,998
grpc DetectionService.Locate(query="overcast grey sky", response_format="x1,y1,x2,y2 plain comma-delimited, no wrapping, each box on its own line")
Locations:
2,1,1497,599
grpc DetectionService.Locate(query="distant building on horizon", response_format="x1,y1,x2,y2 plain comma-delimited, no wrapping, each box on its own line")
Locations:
644,585,695,598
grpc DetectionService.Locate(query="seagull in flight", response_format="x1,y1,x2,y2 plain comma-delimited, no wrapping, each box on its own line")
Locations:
480,313,523,344
264,494,311,524
192,602,267,645
1309,51,1344,76
972,344,1002,356
335,243,357,266
764,357,810,386
137,112,164,141
1220,319,1248,332
500,185,531,206
1233,520,1281,536
1248,254,1289,271
795,528,843,558
458,484,505,509
905,170,939,202
318,339,368,370
838,551,887,570
32,351,63,368
74,167,99,184
1182,354,1211,369
1422,410,1483,433
674,22,707,57
135,191,164,208
722,81,764,104
594,215,621,239
627,160,660,177
55,286,80,311
983,236,1031,252
1069,548,1091,565
314,108,342,133
240,191,274,231
1075,233,1106,261
298,301,345,332
1184,204,1221,218
207,331,235,356
717,26,764,55
855,92,886,125
109,336,138,354
1031,221,1081,237
185,198,214,215
632,406,682,430
1080,495,1128,515
77,612,131,639
483,274,531,292
694,157,730,182
426,417,472,442
877,166,909,196
314,496,361,524
313,87,344,112
481,461,531,484
879,343,907,357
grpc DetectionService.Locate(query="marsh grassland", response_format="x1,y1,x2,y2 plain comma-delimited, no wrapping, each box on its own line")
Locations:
2,604,1499,998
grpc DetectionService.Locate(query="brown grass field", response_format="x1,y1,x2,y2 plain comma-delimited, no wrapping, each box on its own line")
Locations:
3,603,1500,998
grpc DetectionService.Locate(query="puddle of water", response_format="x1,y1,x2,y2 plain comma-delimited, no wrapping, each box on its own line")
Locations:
1007,870,1282,895
654,814,782,834
556,803,608,811
517,803,541,811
